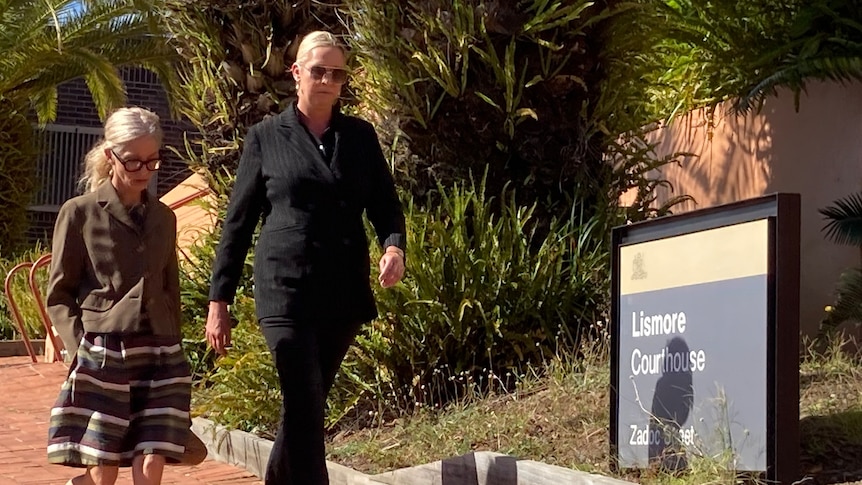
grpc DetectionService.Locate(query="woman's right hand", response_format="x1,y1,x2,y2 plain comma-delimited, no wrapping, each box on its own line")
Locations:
205,300,232,356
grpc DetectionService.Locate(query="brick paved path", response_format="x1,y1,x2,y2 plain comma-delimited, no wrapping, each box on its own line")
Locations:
0,356,262,484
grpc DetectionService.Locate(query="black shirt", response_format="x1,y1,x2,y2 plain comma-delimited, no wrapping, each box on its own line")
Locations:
294,103,337,165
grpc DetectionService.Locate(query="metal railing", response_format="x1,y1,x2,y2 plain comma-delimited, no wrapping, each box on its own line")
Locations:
30,254,63,362
3,256,63,363
3,262,37,363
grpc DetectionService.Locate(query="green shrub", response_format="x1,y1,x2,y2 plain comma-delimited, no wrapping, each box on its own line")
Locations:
346,176,612,417
183,140,686,433
191,320,281,437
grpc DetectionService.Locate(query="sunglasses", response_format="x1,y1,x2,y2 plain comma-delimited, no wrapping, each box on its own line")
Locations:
111,149,162,172
303,65,349,84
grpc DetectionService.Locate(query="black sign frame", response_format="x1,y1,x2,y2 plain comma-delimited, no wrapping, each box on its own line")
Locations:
609,193,800,484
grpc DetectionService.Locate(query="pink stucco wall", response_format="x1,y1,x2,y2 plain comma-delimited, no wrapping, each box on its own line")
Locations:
635,81,862,337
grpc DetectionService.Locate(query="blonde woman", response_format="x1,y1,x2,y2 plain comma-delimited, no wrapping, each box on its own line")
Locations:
46,107,193,485
205,31,406,485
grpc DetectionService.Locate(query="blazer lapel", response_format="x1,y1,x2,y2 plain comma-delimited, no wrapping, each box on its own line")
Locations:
142,191,164,238
279,102,336,184
97,181,138,232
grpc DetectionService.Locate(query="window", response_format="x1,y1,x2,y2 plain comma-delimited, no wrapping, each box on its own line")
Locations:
30,124,103,212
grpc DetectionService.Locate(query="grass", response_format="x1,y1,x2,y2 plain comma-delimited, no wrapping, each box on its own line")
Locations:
326,334,862,485
798,335,862,485
329,345,612,475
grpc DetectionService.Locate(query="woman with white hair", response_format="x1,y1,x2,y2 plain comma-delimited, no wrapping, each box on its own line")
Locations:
46,107,194,485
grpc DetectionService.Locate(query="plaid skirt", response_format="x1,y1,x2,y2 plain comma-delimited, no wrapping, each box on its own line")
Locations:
47,332,193,467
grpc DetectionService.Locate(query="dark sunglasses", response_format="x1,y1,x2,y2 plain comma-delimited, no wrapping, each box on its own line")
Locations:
303,65,349,83
111,149,162,172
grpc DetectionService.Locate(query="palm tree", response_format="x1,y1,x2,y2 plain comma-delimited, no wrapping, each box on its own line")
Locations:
736,0,862,113
0,0,178,122
162,0,344,180
350,0,595,198
0,0,178,251
646,0,862,116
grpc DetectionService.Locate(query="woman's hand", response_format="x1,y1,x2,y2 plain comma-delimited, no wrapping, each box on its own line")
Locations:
205,300,232,355
378,246,405,288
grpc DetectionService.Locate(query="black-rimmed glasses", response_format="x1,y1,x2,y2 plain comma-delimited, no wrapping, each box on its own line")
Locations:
111,149,162,172
302,65,349,84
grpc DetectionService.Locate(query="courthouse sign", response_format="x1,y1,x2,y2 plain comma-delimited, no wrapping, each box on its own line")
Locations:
610,194,800,484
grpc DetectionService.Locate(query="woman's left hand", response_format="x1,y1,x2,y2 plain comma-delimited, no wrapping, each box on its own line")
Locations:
378,247,405,288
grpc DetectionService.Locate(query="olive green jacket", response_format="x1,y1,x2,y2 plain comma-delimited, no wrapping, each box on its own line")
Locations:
46,181,181,355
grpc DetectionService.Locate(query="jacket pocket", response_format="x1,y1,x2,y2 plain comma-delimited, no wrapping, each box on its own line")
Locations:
258,225,310,281
79,294,113,322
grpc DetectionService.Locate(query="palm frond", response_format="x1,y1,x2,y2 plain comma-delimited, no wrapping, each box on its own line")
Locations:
819,192,862,246
736,55,862,113
0,0,176,123
29,84,58,124
80,51,127,121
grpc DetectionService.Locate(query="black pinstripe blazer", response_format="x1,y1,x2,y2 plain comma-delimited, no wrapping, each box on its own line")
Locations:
208,102,406,322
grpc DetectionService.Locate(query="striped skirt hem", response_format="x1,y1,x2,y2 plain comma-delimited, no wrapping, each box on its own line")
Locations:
47,332,192,467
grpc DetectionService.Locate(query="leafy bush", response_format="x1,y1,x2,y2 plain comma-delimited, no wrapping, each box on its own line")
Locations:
168,0,694,434
344,176,611,417
182,128,687,432
191,320,281,438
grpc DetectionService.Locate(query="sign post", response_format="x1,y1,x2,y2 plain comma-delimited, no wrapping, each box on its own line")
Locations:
610,193,800,484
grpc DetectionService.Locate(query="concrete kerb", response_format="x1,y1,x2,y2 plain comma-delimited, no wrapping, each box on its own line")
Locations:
191,417,365,484
190,417,358,482
367,452,637,485
192,417,636,485
191,417,272,480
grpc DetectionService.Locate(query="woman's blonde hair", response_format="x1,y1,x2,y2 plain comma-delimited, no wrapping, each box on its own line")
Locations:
295,30,347,66
80,107,163,193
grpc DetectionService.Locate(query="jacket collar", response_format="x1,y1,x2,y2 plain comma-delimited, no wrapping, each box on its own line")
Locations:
278,99,345,131
278,100,345,182
96,180,161,234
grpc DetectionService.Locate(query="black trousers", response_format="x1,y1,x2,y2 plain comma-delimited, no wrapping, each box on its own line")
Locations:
259,316,363,485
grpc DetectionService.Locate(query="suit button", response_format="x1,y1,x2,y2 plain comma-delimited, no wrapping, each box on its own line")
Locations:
342,238,351,245
137,245,145,253
339,200,347,208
